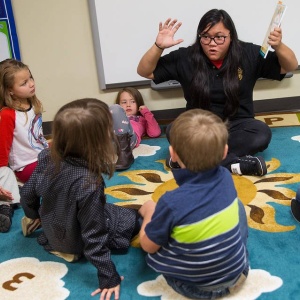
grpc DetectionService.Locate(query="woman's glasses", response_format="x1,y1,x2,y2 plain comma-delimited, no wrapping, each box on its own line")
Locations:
199,34,230,45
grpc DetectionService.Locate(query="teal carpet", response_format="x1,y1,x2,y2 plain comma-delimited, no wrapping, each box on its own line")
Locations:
1,126,300,300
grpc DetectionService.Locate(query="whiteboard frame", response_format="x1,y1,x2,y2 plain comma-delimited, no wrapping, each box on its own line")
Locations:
88,0,150,89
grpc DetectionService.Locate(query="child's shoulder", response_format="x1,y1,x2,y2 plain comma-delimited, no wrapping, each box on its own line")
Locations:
0,106,14,112
0,107,15,117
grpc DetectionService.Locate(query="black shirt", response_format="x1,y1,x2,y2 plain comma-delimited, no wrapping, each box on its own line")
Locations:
153,42,284,120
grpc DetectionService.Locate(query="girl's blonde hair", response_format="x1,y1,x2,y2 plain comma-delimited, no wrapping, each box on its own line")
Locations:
0,58,43,114
170,109,228,172
115,87,145,114
50,98,117,182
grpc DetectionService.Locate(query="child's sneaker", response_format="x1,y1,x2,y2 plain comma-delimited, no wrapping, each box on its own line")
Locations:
291,199,300,222
21,216,41,236
0,204,14,233
291,187,300,222
231,155,267,176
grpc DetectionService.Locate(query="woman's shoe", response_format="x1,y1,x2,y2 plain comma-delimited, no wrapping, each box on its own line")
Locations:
165,154,181,169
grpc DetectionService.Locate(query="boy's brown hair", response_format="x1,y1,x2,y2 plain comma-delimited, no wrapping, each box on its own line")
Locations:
170,109,228,172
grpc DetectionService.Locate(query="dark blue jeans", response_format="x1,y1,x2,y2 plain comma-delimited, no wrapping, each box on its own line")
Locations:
164,267,249,299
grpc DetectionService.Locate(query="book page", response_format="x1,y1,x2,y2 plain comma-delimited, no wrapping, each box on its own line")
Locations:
260,1,287,58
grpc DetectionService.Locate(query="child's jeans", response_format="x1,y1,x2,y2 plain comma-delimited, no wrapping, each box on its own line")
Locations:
164,267,249,299
109,104,137,149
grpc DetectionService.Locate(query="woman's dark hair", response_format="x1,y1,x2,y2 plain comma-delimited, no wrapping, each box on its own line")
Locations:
189,9,242,118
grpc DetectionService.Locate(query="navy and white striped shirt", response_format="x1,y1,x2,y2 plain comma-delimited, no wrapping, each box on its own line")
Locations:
145,166,247,286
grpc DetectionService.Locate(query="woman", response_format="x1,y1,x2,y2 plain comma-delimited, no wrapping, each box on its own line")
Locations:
137,9,298,176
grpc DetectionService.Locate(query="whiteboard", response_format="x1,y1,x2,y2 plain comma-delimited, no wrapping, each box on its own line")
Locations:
88,0,299,89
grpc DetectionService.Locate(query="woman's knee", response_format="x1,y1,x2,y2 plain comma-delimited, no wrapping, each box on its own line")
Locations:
255,123,272,151
166,122,173,142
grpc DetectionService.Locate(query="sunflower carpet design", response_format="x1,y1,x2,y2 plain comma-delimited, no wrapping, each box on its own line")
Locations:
1,114,300,300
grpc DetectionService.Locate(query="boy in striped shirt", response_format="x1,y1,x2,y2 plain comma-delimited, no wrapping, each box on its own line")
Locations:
139,109,249,299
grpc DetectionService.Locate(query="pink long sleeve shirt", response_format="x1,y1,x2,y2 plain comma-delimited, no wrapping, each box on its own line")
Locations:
129,107,161,148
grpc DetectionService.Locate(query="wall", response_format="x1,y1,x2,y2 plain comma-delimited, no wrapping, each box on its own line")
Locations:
11,0,300,122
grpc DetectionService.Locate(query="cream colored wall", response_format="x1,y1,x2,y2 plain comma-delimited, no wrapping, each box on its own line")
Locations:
11,0,300,122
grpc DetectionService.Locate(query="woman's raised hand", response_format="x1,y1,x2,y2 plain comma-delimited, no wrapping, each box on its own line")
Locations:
155,18,184,49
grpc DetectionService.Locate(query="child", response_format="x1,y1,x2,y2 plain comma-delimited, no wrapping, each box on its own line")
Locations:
20,98,142,300
110,87,161,170
0,59,49,183
139,109,249,299
0,166,20,232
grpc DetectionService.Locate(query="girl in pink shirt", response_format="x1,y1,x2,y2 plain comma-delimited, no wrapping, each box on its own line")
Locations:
110,87,161,170
111,87,161,148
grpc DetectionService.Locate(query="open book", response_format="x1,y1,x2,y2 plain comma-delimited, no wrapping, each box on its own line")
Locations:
260,1,287,58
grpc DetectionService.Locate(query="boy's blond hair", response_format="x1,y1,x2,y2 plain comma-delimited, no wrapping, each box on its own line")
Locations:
170,109,228,172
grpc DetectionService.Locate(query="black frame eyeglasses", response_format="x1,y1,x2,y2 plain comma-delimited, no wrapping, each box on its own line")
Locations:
199,34,230,45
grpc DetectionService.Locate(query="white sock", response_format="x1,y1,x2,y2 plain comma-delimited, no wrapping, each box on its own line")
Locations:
231,163,242,175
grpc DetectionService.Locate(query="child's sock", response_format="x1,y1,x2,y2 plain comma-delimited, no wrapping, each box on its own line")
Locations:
50,251,80,262
21,216,41,236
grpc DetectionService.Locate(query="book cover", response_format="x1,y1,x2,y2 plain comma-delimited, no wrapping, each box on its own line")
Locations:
260,1,287,58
